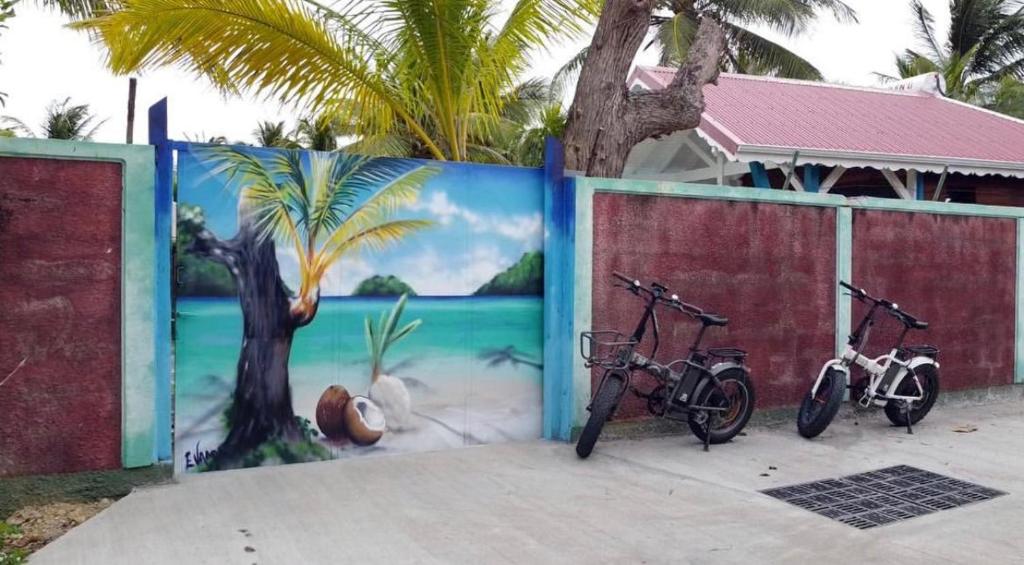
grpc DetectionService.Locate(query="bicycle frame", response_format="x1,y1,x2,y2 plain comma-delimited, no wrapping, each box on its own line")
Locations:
810,294,939,407
588,275,744,416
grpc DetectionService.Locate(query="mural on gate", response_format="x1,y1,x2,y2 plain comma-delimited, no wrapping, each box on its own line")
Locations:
174,146,544,473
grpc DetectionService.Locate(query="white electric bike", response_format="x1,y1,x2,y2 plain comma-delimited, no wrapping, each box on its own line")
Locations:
797,281,940,438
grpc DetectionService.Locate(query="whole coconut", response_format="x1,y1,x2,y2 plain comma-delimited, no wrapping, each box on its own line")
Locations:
369,374,412,431
316,385,351,441
344,396,386,446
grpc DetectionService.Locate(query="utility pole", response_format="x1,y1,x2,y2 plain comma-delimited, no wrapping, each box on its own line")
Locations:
125,78,137,143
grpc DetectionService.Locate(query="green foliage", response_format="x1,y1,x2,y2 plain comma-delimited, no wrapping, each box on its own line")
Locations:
75,0,601,163
0,0,14,108
883,0,1024,117
36,0,113,19
474,251,543,296
175,204,237,297
0,523,26,565
650,0,857,80
365,294,422,380
1,98,107,140
296,114,343,152
352,275,417,297
253,120,300,149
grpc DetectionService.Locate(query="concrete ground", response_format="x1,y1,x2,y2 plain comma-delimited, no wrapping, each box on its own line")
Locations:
31,398,1024,564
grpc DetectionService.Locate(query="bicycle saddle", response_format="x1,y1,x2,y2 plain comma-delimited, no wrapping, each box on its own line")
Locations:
699,313,728,327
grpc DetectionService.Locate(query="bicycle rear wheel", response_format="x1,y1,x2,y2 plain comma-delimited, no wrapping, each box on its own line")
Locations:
884,364,940,426
797,369,845,439
688,369,755,444
576,373,625,459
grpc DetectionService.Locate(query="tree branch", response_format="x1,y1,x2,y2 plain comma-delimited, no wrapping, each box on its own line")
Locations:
562,1,724,178
626,17,725,144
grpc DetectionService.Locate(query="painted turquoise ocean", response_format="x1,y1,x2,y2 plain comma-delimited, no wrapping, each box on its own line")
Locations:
174,296,544,471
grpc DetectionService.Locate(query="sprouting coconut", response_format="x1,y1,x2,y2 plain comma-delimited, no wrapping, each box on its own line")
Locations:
366,293,421,431
344,396,386,446
315,385,351,441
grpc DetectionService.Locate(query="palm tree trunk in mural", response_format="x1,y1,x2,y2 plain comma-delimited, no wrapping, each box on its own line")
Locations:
183,147,436,467
190,217,317,463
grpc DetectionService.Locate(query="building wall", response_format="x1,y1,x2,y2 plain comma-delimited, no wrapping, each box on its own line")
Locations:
568,177,1024,433
851,210,1016,390
0,156,123,477
591,193,836,416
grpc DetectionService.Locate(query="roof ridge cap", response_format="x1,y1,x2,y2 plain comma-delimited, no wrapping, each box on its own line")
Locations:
635,66,931,98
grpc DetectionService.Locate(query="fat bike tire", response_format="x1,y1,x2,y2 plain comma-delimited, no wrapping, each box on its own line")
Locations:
798,369,845,439
884,365,940,427
688,369,756,444
576,375,624,459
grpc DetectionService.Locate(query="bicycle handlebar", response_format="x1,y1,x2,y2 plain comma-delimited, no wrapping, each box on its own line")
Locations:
840,280,926,329
611,272,704,317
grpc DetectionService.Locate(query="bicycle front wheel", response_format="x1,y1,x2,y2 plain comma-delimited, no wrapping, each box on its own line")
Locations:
576,373,625,459
797,369,845,439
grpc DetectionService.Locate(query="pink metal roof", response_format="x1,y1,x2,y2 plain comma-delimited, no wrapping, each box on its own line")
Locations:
630,66,1024,176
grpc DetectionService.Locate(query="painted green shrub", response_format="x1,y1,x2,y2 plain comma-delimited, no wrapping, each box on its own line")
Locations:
475,251,543,296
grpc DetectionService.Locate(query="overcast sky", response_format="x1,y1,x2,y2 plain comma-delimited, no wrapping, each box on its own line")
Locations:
0,0,951,145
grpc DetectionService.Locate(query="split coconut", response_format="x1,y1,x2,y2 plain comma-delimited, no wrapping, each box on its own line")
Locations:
315,386,386,446
344,396,386,446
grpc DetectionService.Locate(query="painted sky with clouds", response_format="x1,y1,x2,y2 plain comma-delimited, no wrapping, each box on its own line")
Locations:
177,148,544,296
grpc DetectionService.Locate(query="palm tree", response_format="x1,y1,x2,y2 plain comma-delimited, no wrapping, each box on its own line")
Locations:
0,0,16,107
253,120,300,149
75,0,600,162
296,114,343,152
185,147,435,465
1,97,106,140
35,0,112,17
881,0,1024,116
652,0,857,80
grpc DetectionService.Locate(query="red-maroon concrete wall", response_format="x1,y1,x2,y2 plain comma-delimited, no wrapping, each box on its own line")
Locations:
851,210,1016,391
592,193,837,417
0,156,123,477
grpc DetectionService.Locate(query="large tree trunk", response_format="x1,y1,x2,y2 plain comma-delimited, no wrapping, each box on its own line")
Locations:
563,0,725,178
190,218,317,467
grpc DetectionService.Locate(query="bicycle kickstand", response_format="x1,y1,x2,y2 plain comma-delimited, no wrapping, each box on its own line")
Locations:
703,412,712,452
903,401,913,435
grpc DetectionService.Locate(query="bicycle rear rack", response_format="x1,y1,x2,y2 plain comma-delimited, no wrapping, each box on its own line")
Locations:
708,347,747,363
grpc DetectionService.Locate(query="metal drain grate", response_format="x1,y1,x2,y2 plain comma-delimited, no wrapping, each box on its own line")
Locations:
761,465,1006,529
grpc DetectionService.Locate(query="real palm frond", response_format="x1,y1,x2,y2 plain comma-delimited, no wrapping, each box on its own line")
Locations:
883,0,1024,118
650,0,856,80
75,0,602,162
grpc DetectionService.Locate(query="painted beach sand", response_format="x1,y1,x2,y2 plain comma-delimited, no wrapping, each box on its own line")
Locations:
174,146,545,473
174,296,543,472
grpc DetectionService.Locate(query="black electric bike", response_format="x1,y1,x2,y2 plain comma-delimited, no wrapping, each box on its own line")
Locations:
576,272,756,458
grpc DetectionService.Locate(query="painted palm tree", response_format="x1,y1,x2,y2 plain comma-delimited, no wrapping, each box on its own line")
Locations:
880,0,1024,117
75,0,600,162
187,147,436,464
1,97,106,140
653,0,857,80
